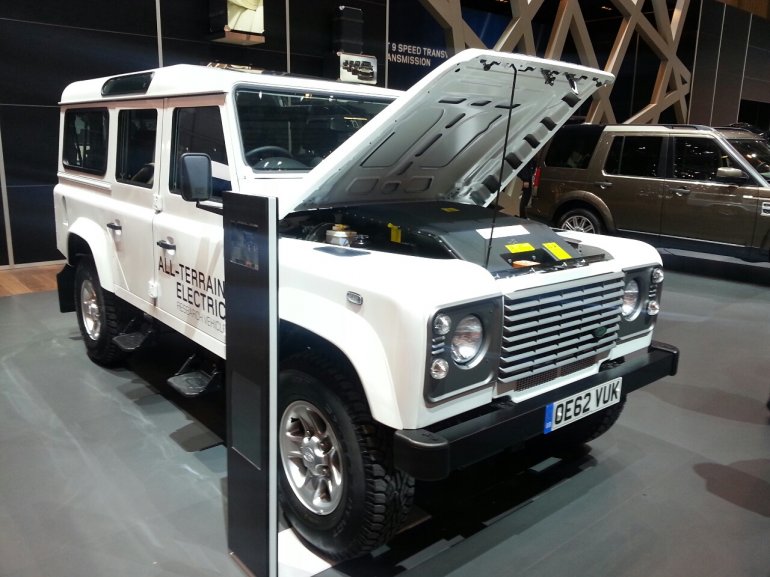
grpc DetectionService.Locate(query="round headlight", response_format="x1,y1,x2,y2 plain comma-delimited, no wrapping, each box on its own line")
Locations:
621,279,641,320
450,315,484,364
433,313,452,336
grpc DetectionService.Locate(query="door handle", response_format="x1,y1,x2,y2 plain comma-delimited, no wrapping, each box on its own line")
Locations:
595,181,613,189
156,239,176,251
668,187,690,196
106,222,122,232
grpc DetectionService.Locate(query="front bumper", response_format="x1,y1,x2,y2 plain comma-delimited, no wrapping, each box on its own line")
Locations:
393,341,679,481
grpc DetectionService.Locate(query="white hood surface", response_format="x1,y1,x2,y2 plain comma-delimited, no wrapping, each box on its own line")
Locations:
279,49,613,218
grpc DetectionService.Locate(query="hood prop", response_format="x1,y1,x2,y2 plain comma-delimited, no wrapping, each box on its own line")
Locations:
484,61,519,270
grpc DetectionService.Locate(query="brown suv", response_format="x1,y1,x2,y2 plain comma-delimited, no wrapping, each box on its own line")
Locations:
528,124,770,262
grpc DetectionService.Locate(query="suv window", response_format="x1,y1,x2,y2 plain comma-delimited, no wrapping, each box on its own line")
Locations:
672,137,740,181
62,108,108,174
726,137,770,182
604,135,663,177
170,106,230,195
235,89,390,170
543,124,603,169
116,109,157,187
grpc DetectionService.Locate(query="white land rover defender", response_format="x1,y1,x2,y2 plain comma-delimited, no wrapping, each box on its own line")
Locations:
54,50,678,561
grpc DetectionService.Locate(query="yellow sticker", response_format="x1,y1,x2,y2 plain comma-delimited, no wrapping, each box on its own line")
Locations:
505,242,535,253
441,207,460,212
543,242,571,260
388,223,402,243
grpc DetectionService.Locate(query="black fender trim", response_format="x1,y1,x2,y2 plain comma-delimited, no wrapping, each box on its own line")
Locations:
57,263,76,313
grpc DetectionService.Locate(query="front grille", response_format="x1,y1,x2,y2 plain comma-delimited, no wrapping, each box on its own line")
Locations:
498,273,624,393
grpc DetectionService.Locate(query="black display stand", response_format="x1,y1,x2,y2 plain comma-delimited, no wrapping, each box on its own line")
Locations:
223,192,278,577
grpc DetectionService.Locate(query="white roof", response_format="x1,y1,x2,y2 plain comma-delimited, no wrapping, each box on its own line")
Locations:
59,64,401,105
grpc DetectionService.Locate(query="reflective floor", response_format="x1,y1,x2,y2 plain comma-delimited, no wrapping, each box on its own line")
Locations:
0,260,768,577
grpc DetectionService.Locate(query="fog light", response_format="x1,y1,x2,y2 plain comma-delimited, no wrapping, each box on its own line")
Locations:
430,358,449,379
651,267,664,284
647,300,660,316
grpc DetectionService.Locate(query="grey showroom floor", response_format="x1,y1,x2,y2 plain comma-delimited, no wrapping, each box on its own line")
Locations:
1,258,769,577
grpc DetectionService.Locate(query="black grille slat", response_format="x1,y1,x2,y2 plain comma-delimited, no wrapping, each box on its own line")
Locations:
498,274,623,391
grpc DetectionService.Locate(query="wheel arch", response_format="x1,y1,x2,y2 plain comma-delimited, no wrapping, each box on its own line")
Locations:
66,218,116,292
554,191,616,233
278,311,404,430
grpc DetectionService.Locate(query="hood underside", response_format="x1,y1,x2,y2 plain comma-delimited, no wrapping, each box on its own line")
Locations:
281,49,614,219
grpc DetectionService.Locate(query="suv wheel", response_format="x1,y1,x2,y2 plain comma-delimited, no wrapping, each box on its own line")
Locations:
278,352,414,561
74,257,128,366
558,207,603,234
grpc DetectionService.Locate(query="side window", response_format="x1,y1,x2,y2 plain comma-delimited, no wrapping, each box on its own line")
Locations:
543,126,603,169
604,135,663,177
170,106,230,196
116,109,157,187
62,108,108,174
672,137,735,181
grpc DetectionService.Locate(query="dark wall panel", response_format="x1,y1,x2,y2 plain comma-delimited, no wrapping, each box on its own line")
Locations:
288,0,385,80
742,18,770,104
0,106,58,188
0,0,158,36
712,7,751,125
160,0,210,41
162,38,288,71
1,105,60,263
7,184,59,264
0,20,160,108
689,1,723,124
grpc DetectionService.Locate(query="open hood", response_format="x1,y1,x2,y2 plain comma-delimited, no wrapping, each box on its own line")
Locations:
279,49,613,219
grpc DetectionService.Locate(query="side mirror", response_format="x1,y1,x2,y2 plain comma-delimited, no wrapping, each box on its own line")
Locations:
179,153,212,202
716,166,748,184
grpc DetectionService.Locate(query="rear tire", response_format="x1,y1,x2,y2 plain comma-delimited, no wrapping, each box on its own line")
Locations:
278,352,414,561
557,207,604,234
74,257,127,366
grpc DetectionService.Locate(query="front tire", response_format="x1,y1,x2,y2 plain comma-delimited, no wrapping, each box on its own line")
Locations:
557,207,604,234
278,352,414,561
74,257,127,366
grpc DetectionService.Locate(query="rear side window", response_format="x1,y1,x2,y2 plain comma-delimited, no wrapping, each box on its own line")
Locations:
62,108,108,174
604,135,663,177
116,109,157,187
544,125,603,169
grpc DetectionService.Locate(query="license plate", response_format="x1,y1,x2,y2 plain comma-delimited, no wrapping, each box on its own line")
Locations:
544,377,622,433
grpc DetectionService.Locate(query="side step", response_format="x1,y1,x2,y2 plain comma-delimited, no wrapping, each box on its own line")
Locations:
112,314,154,352
166,354,223,397
113,329,153,352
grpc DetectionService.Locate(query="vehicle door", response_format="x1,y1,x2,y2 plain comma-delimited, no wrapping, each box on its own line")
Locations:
108,102,162,307
597,134,665,235
152,96,230,356
660,136,757,246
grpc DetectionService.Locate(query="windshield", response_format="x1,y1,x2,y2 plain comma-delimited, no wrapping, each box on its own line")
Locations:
727,138,770,182
235,88,392,171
